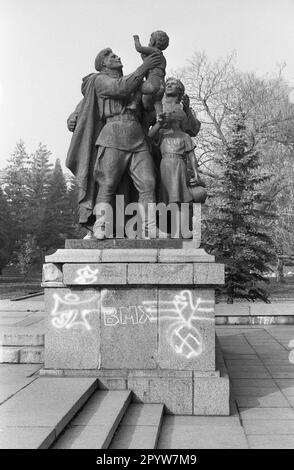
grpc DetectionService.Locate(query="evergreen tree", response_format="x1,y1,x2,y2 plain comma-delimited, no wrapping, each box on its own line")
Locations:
3,140,30,246
0,188,12,273
39,159,74,251
204,114,276,303
27,143,53,239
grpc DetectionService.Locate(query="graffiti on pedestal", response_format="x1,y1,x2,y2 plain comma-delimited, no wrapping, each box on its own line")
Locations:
50,289,214,359
102,290,214,359
74,265,99,284
51,291,105,330
144,290,214,358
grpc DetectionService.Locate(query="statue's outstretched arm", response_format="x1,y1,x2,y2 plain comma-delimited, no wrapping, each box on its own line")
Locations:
96,54,162,99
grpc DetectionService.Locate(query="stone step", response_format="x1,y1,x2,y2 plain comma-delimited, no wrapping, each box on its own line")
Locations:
52,390,132,449
0,331,44,346
0,345,44,364
109,403,164,449
0,377,97,449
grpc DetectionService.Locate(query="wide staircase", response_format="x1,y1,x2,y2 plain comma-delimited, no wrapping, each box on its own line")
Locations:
0,377,164,449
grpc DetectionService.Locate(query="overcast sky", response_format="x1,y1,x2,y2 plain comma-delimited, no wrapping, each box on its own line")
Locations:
1,0,294,169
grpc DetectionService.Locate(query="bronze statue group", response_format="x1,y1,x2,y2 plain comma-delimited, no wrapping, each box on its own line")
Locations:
66,31,207,239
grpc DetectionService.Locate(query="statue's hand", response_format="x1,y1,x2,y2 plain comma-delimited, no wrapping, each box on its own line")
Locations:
181,94,190,112
67,113,78,132
143,52,162,71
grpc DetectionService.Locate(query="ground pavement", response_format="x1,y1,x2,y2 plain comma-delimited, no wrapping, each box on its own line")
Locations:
1,297,294,449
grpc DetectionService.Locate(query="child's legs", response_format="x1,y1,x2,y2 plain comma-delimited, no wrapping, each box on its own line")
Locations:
141,75,161,95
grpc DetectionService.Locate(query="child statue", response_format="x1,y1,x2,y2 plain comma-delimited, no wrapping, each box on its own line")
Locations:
133,31,169,117
149,108,205,204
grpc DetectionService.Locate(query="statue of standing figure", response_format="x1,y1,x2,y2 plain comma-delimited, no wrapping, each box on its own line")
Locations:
66,33,204,239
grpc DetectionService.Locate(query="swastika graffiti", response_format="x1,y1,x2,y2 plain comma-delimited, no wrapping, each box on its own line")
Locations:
143,290,214,358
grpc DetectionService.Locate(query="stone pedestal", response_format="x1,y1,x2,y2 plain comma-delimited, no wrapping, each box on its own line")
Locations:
41,239,229,415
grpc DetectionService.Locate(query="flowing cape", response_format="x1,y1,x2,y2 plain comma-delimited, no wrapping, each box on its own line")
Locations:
66,73,103,226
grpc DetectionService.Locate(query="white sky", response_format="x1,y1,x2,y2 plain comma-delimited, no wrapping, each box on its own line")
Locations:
1,0,294,169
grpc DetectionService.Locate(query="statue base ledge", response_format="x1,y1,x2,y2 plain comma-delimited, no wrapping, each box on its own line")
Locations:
65,238,198,250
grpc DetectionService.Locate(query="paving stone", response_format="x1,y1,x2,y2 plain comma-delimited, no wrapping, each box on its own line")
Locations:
247,434,294,449
63,263,127,285
231,378,277,388
250,304,294,316
234,393,290,408
239,407,294,420
129,376,193,414
243,419,294,435
221,345,256,355
227,317,250,325
158,289,215,371
226,359,263,367
276,379,294,395
224,354,261,362
266,366,294,378
127,263,193,284
227,366,272,379
215,317,228,325
157,424,248,449
194,263,225,285
0,426,55,449
100,288,157,369
44,288,101,369
0,364,41,378
231,386,279,396
0,378,37,405
215,304,250,316
101,249,158,263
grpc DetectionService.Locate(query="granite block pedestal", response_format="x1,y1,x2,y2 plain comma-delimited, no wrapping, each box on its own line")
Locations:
41,238,229,415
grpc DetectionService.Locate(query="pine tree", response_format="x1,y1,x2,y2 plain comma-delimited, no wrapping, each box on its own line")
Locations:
3,140,30,246
204,114,276,303
27,143,53,239
39,159,74,251
0,188,12,274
